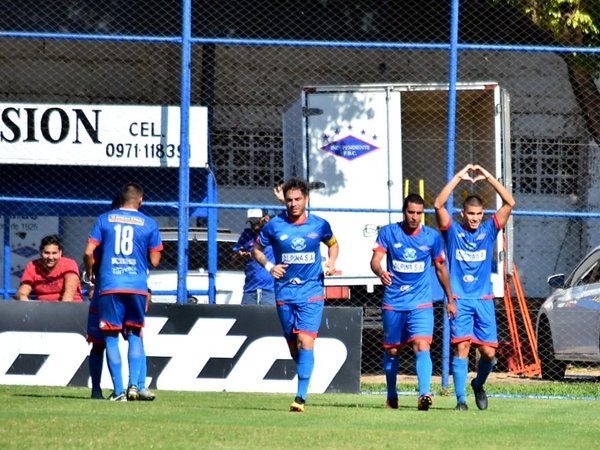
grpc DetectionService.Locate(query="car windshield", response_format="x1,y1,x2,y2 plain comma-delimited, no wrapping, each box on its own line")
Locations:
159,240,243,272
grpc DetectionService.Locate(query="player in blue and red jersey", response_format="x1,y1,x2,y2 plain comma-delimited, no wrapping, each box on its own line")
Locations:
83,183,163,401
252,177,339,413
434,164,515,411
370,193,455,411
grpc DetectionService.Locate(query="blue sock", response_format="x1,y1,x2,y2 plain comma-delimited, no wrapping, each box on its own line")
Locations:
105,335,123,395
415,351,432,397
473,357,496,389
296,348,314,401
138,346,147,390
89,345,104,391
127,333,144,389
452,357,468,403
383,352,399,400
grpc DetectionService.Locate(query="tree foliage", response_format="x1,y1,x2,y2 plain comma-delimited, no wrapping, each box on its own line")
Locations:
501,0,599,45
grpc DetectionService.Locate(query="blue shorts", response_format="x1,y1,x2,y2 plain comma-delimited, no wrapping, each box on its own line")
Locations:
241,289,275,306
450,298,498,347
276,300,324,342
99,293,147,331
382,307,434,348
86,292,104,344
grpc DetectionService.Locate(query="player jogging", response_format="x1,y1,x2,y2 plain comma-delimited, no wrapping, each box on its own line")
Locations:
370,193,455,411
434,164,515,411
252,177,339,413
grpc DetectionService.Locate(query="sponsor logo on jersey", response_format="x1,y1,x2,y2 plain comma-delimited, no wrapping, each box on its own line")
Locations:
279,234,289,241
392,260,425,273
463,275,476,283
108,214,145,226
402,248,417,261
393,243,402,248
282,252,316,264
291,238,307,251
400,285,411,292
455,249,486,262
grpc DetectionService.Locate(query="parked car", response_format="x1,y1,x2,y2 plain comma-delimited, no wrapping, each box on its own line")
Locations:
536,246,600,380
148,228,245,304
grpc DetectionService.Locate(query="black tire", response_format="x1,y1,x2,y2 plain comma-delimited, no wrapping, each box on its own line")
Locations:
537,317,567,381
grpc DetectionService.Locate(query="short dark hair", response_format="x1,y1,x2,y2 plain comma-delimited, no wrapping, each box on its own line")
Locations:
121,182,144,204
282,177,309,198
39,234,62,252
403,193,425,212
462,195,483,209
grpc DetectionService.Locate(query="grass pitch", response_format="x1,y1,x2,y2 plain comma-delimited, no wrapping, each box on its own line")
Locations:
2,385,600,449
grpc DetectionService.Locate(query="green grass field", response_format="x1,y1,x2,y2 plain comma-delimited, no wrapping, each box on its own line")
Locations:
2,384,600,449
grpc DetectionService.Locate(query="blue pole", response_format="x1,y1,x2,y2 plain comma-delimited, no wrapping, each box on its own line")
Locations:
3,217,10,300
442,0,461,393
207,171,217,304
176,0,192,304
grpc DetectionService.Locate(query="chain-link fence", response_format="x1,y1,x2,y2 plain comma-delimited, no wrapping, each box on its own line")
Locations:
1,1,599,381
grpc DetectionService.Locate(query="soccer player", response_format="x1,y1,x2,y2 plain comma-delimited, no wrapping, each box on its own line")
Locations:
370,193,455,411
83,182,163,401
252,177,339,412
434,164,515,411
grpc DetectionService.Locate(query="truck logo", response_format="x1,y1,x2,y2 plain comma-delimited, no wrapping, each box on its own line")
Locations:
321,135,379,161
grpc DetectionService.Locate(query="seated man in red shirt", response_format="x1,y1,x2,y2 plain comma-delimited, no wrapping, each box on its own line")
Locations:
15,234,83,302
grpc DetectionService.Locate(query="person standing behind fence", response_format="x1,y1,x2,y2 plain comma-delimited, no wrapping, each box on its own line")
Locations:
370,193,455,411
83,182,163,402
433,164,515,411
252,177,339,413
233,208,276,306
15,234,83,302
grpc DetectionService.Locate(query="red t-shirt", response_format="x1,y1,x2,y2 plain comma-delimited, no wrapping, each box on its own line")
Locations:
20,257,83,302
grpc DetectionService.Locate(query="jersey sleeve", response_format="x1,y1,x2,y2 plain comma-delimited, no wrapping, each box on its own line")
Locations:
373,226,389,254
60,257,81,276
431,232,446,263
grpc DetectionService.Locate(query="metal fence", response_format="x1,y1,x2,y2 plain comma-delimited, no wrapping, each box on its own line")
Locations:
1,0,600,382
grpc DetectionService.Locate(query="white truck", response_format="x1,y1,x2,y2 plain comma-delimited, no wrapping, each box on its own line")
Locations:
282,82,513,303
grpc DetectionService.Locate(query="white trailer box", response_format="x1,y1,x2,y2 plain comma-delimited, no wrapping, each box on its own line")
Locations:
283,82,512,299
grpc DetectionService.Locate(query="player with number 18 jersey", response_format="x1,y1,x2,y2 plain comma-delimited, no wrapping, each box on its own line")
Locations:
88,209,162,296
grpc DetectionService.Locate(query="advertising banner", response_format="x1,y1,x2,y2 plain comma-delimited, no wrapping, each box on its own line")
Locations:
0,103,207,168
0,302,362,394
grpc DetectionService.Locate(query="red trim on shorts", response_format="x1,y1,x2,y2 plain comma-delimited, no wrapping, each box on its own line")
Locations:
99,321,122,331
407,335,433,345
124,321,144,329
294,329,318,339
276,301,286,306
451,336,472,345
481,295,495,300
308,296,325,302
471,338,498,348
417,303,433,309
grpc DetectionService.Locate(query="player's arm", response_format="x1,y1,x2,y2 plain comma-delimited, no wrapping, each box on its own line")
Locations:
149,250,161,268
433,164,475,228
15,283,32,301
370,248,392,287
62,272,80,302
252,241,285,279
433,258,456,318
324,236,338,276
473,164,516,228
83,242,98,285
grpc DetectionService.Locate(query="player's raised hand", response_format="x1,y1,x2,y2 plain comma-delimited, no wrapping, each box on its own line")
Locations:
457,164,476,182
